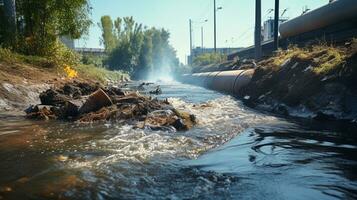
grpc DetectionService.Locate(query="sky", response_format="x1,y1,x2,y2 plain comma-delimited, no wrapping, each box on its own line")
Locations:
77,0,329,64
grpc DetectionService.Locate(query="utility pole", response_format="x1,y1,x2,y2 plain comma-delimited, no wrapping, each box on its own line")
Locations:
273,0,279,51
201,26,204,52
189,19,193,65
4,0,16,39
255,0,262,60
214,0,217,53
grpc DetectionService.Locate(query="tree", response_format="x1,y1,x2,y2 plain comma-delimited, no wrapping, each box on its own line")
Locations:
105,17,143,72
101,16,180,79
135,30,153,79
193,53,226,66
0,0,92,56
99,16,117,52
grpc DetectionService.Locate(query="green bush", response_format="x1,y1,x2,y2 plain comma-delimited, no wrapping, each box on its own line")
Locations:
193,53,227,67
0,41,79,68
75,64,129,83
81,54,106,67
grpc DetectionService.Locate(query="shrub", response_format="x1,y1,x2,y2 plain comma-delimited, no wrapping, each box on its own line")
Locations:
74,64,129,83
265,44,347,75
193,53,227,67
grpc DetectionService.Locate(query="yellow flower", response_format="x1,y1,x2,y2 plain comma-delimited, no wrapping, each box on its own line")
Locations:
63,65,78,79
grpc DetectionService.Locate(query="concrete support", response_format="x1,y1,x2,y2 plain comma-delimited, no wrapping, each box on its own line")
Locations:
214,0,217,53
189,19,193,65
274,0,279,51
255,0,262,60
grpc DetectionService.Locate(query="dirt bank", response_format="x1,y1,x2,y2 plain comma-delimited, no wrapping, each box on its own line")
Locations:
0,60,126,113
239,43,357,122
188,41,357,122
0,62,59,112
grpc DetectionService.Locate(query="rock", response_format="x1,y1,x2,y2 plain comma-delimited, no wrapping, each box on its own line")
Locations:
26,81,197,131
313,111,336,121
64,99,86,117
273,104,289,116
57,155,69,162
145,110,177,127
78,106,118,122
79,89,113,114
113,96,141,104
146,125,177,132
143,109,195,131
39,89,69,105
149,86,162,95
24,105,37,114
26,105,56,120
105,87,125,96
172,118,186,130
62,83,81,97
172,109,196,130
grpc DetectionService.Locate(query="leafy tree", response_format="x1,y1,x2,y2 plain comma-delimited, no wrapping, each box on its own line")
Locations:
0,0,91,56
99,16,117,52
135,30,153,79
105,17,143,72
193,53,227,66
101,16,180,79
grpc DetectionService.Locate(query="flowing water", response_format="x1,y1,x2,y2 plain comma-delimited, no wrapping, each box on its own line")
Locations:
0,81,356,199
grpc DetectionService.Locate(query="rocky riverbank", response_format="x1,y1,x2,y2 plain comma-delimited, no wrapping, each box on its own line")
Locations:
240,42,357,122
188,41,357,122
25,81,196,132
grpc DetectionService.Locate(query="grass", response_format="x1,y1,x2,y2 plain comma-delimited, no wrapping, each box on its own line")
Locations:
0,47,129,84
264,42,351,75
75,64,129,84
0,47,56,68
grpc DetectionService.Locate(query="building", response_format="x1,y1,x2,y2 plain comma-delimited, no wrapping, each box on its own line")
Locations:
75,48,106,56
60,36,75,49
188,47,243,65
262,18,288,41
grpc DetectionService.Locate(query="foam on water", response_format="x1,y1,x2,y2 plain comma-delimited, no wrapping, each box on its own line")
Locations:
66,94,280,171
1,81,356,199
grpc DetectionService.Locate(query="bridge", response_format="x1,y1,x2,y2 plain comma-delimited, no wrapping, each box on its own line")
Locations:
75,48,106,56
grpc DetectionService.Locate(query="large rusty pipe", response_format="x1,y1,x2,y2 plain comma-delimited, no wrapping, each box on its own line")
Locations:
180,69,254,95
279,0,357,38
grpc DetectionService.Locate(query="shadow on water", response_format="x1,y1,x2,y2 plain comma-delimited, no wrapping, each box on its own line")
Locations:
0,81,356,199
186,121,357,200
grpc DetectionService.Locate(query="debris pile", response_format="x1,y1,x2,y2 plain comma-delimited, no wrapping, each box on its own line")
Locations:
25,81,196,131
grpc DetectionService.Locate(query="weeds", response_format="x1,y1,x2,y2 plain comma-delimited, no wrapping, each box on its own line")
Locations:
75,64,129,83
1,47,129,84
266,43,348,75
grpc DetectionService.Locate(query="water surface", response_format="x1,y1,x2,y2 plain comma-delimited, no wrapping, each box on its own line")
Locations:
0,81,356,199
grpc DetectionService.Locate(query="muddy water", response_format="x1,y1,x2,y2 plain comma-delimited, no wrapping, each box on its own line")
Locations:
0,81,356,199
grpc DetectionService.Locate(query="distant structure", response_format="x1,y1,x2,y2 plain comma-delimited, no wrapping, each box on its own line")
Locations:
75,48,105,56
188,47,242,65
59,36,106,57
60,36,75,49
262,18,288,42
0,0,4,6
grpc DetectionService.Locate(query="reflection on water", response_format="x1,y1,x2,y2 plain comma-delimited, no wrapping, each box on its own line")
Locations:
0,81,356,199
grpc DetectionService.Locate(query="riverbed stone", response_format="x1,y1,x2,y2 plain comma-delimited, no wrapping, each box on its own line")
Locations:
26,82,196,131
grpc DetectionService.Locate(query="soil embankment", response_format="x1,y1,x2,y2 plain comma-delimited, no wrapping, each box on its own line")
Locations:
0,60,196,132
0,62,59,112
0,60,127,113
191,42,357,122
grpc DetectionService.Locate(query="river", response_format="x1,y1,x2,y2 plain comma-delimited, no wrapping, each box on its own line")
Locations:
0,81,356,199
